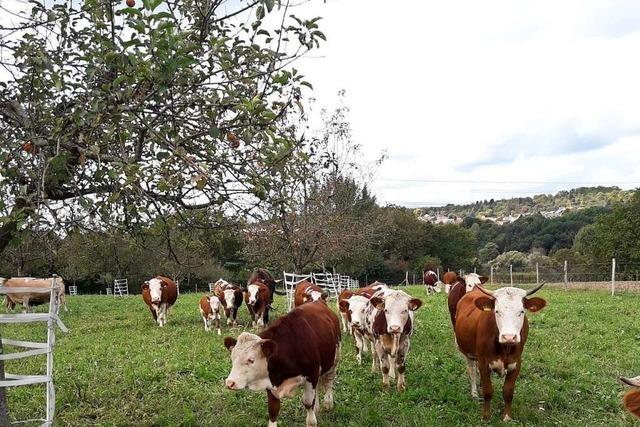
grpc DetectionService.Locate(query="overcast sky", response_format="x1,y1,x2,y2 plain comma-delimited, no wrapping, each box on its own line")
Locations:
295,0,640,207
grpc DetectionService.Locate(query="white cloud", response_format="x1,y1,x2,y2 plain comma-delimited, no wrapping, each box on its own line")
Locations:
293,0,640,206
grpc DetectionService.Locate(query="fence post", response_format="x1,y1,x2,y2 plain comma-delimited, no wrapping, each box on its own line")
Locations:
564,260,568,291
473,267,477,273
47,275,57,423
509,264,513,286
490,265,493,285
412,273,416,285
536,262,539,284
436,268,440,280
459,269,463,277
611,258,616,296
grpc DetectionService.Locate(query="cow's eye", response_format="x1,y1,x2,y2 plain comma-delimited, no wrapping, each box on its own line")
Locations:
520,311,525,315
495,310,501,315
402,309,408,314
384,309,389,314
247,358,254,365
349,310,352,314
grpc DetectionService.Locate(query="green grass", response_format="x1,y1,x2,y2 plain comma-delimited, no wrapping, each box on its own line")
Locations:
5,287,640,426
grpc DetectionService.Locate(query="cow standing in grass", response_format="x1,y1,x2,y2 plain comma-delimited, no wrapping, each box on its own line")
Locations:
294,281,327,307
365,289,423,391
337,281,387,333
454,283,546,421
248,268,284,324
423,270,439,295
447,273,489,326
442,271,458,294
199,294,222,334
3,277,67,314
245,282,272,327
215,281,243,326
142,276,178,327
224,301,340,427
339,294,371,364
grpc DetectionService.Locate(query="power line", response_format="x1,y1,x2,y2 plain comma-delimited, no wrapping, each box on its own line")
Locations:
375,179,640,185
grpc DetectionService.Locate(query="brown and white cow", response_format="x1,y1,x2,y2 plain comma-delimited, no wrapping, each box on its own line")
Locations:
224,301,341,427
142,276,178,327
454,283,546,421
447,273,489,326
248,268,284,324
365,289,423,391
339,294,372,364
442,271,458,294
336,281,387,333
3,277,67,314
215,281,243,326
245,281,272,327
199,294,222,334
423,270,439,295
621,376,640,418
294,281,328,307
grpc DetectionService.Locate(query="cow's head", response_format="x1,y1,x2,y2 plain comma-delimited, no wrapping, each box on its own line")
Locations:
224,332,277,391
209,296,222,318
305,287,327,303
143,278,165,310
370,290,423,335
339,295,369,330
223,288,236,309
246,284,260,306
475,283,546,345
461,273,489,292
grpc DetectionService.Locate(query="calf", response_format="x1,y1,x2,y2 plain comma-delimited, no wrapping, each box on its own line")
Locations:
621,376,640,418
339,295,371,364
454,283,546,421
142,276,178,327
215,282,243,326
336,282,387,333
423,270,439,295
245,282,272,327
224,301,341,427
199,294,222,334
442,271,458,294
294,281,328,307
447,273,489,326
366,289,423,391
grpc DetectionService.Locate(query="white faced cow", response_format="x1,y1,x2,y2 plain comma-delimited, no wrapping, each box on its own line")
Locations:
141,276,178,327
339,295,371,365
199,294,222,334
365,289,423,392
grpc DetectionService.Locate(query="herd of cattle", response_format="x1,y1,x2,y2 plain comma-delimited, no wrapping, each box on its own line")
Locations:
2,271,640,425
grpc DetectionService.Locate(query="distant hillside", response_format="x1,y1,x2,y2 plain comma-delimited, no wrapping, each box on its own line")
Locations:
417,186,634,222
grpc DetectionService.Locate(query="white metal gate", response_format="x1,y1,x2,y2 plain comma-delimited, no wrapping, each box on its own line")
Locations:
0,275,69,426
113,279,128,296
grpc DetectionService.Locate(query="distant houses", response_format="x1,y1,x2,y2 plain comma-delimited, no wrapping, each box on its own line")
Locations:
419,206,571,225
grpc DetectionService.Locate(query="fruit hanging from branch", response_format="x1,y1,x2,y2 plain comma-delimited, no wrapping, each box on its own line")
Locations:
126,0,135,7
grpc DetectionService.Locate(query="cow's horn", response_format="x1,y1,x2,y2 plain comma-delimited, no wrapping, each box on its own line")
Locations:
621,376,640,387
526,281,545,296
475,284,494,296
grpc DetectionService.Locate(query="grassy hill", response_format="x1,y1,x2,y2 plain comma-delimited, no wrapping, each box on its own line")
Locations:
418,186,634,219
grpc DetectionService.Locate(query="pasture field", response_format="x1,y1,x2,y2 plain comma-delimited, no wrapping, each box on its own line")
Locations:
5,286,640,426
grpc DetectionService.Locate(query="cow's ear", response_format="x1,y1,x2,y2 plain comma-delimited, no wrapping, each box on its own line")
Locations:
339,299,350,311
223,337,237,352
409,298,423,311
260,339,277,358
475,297,494,312
524,297,546,312
142,283,149,291
370,296,384,310
479,276,489,284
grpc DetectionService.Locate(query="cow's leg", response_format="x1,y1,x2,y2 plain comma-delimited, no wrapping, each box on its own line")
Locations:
215,317,221,335
396,338,410,392
375,339,390,389
478,360,493,420
150,307,158,322
354,332,364,365
267,390,281,427
203,316,209,331
262,307,269,325
302,380,318,427
502,363,521,421
466,358,479,398
22,296,31,313
257,311,264,327
231,308,238,326
370,340,379,373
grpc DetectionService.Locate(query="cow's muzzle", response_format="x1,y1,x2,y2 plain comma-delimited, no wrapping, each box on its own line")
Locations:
225,379,239,390
388,325,402,334
499,334,519,344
